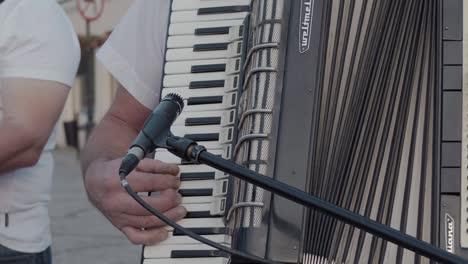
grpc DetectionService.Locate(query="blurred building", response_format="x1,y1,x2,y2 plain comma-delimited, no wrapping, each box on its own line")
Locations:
56,0,135,149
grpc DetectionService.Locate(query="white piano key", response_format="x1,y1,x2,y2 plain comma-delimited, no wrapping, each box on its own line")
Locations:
173,110,224,126
171,124,222,136
224,75,241,91
183,203,212,212
165,59,227,74
171,10,249,23
182,196,213,204
220,109,236,127
144,243,219,258
166,217,225,230
172,0,250,11
162,87,225,99
164,72,226,87
166,48,228,61
167,35,230,49
179,164,217,173
211,197,227,215
181,180,214,190
180,101,227,112
221,144,232,160
225,58,241,75
169,20,243,36
158,232,228,245
212,179,229,196
222,92,238,109
143,258,228,264
219,126,234,144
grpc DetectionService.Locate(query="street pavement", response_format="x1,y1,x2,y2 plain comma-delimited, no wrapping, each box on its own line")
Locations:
49,148,140,264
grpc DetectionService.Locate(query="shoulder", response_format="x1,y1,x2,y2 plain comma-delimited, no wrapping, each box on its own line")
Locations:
8,0,78,37
0,0,80,87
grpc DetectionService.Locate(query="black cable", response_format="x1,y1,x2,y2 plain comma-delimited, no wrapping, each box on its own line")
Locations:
119,172,279,264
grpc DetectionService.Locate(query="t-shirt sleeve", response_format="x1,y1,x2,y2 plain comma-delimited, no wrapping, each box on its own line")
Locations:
96,0,171,110
0,0,81,87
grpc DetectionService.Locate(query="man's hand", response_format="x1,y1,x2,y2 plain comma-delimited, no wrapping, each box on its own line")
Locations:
81,86,187,245
84,157,187,245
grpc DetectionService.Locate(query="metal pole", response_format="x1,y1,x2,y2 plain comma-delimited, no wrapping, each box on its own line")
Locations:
84,20,95,137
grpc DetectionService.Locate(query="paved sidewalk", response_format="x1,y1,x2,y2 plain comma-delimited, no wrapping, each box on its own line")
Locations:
49,148,140,264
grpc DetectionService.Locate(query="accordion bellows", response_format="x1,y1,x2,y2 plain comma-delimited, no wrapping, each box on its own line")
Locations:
230,0,441,263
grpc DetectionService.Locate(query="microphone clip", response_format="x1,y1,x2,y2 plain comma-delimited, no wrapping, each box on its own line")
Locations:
166,136,203,163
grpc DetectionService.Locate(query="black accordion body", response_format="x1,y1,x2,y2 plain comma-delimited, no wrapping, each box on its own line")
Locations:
143,0,468,263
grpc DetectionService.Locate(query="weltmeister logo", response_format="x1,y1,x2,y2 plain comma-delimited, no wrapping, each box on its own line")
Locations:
299,0,315,53
445,213,455,253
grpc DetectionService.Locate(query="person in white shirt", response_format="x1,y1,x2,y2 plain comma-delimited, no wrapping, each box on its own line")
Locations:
0,0,80,263
80,0,187,246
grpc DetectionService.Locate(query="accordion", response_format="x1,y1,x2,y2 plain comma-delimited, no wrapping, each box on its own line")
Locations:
143,0,468,263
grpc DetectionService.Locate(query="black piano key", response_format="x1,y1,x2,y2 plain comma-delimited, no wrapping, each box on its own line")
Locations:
195,27,230,36
185,211,216,218
179,188,213,197
193,43,228,52
171,250,226,258
184,133,219,141
180,172,216,181
173,227,226,236
190,80,225,89
197,5,250,15
191,64,226,73
185,117,221,126
187,96,223,105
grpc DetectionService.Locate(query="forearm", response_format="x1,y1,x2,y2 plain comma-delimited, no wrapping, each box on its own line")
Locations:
0,124,41,173
80,113,140,177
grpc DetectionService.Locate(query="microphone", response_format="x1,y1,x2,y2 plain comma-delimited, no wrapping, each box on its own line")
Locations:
119,93,184,176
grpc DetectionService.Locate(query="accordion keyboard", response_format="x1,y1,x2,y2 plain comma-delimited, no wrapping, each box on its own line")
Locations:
142,0,250,263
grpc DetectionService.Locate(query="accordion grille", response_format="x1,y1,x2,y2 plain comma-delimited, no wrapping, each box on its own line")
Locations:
302,0,438,263
230,0,284,228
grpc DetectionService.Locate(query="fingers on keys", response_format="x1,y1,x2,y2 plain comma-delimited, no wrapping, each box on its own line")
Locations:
126,171,181,192
121,226,169,246
115,189,183,215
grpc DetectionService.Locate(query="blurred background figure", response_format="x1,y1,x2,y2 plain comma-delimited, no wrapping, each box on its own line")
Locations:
0,0,80,263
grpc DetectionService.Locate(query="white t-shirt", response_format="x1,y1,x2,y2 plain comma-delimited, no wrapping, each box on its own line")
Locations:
0,0,80,253
96,0,171,110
